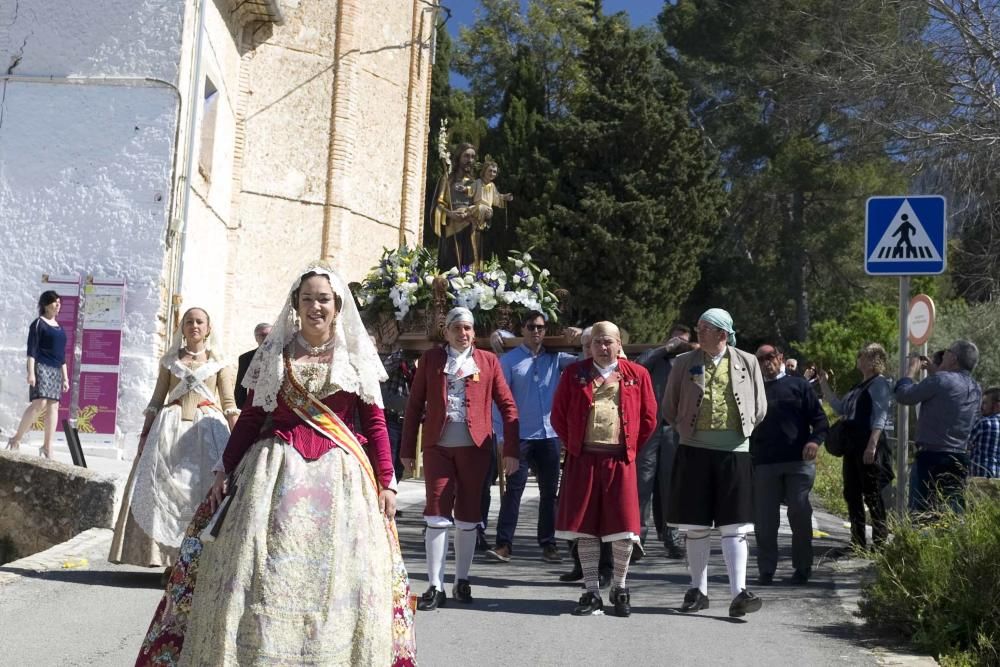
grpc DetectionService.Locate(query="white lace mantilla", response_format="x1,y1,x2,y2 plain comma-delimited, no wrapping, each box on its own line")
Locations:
241,264,387,411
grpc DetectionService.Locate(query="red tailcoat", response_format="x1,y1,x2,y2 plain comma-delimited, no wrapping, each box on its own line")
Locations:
552,358,658,538
400,346,520,459
551,359,658,462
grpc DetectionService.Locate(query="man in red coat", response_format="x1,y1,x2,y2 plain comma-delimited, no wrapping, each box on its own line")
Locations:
401,307,519,610
552,321,657,617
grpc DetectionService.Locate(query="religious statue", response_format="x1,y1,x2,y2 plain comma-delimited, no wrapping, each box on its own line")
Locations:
468,156,513,266
432,142,478,272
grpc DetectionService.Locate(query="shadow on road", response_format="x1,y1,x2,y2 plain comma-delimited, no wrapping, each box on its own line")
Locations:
0,565,165,590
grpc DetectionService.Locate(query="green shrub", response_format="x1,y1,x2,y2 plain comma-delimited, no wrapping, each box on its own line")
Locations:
812,447,847,518
798,300,897,393
858,489,1000,664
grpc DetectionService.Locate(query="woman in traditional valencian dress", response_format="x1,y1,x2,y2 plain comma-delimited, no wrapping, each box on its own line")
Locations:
109,307,238,575
135,263,416,667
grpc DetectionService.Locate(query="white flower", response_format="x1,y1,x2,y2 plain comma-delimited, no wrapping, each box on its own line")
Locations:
424,274,435,286
522,253,532,262
541,268,550,278
513,274,522,285
514,259,524,269
500,290,516,304
479,292,497,310
447,267,459,276
524,273,534,287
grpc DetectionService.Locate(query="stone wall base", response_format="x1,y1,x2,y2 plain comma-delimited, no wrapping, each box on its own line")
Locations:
0,451,117,563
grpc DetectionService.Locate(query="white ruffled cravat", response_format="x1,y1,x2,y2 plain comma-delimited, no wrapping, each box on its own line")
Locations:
444,346,479,378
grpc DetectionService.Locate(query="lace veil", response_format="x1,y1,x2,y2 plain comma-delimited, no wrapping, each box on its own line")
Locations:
242,262,387,411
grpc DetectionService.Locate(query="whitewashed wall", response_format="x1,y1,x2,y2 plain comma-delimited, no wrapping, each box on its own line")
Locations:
0,0,186,453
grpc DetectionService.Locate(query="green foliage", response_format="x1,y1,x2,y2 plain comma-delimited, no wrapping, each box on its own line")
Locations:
517,18,726,339
812,445,848,518
858,489,1000,665
456,0,593,118
927,300,1000,387
797,300,897,391
661,0,914,342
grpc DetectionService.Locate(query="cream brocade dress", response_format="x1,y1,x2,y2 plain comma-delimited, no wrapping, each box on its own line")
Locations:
110,358,236,567
178,361,395,666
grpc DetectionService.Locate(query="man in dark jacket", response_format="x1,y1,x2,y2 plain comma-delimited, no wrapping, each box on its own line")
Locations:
234,322,272,407
750,344,828,585
634,323,695,559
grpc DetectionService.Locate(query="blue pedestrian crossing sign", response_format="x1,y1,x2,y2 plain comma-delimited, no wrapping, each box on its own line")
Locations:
865,196,947,275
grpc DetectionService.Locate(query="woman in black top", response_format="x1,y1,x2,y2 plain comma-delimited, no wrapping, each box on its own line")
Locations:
5,291,69,458
818,343,895,548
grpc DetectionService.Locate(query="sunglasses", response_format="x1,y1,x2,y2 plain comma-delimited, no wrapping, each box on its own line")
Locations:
525,324,546,332
756,352,778,361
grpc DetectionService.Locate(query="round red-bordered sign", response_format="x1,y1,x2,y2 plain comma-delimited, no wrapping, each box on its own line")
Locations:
907,294,936,346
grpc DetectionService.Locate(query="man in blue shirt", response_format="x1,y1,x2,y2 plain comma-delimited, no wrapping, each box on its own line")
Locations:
895,339,982,513
486,311,576,563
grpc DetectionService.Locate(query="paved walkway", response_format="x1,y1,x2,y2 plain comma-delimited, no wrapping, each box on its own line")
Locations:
0,480,936,666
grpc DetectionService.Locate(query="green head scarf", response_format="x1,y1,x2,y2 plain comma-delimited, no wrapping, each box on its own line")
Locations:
699,308,736,346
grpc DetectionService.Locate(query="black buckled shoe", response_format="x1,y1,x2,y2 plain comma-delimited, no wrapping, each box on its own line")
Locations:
417,586,446,611
680,587,710,612
728,589,763,617
571,591,604,616
610,585,631,617
559,565,584,582
452,578,474,604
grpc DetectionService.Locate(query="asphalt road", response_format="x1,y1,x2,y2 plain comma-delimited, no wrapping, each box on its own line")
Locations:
0,480,891,666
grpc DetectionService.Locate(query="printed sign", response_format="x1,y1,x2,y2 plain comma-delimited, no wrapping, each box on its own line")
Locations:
907,294,936,347
77,278,126,443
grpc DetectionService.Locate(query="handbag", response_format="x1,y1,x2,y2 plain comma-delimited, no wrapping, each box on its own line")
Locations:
825,420,849,457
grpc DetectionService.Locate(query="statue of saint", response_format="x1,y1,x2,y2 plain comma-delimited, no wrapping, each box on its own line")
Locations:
468,157,513,268
432,143,477,272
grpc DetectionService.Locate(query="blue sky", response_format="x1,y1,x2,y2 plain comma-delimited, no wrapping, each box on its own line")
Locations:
443,0,663,32
443,1,664,88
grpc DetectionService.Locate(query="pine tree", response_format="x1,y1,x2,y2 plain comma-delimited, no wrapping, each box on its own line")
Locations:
519,16,726,339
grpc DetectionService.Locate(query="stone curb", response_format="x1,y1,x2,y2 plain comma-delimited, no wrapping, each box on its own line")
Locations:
0,527,113,587
813,509,939,667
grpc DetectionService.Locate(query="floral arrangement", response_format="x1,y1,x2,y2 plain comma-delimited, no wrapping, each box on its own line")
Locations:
444,251,560,327
352,247,561,328
353,245,438,321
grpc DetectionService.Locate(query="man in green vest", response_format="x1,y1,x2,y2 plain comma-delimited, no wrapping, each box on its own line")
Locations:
662,308,768,618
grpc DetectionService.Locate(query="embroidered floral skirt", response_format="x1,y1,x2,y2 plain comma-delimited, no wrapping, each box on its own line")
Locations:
136,438,416,666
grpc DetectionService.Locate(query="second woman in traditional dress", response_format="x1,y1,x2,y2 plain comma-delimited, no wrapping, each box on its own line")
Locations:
109,307,237,574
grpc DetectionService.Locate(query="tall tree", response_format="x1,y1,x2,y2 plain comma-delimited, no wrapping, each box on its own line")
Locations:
457,0,594,119
661,0,912,342
811,0,1000,301
519,15,726,339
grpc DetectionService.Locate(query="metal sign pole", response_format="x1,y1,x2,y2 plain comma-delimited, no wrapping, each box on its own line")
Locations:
896,276,911,517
